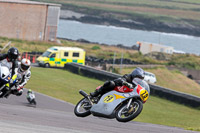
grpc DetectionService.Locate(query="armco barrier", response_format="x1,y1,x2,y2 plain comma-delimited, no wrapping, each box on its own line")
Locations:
64,63,200,108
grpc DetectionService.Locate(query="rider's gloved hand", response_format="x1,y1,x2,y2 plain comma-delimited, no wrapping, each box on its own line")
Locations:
9,79,14,84
16,85,23,96
16,89,23,96
17,85,23,90
122,81,133,89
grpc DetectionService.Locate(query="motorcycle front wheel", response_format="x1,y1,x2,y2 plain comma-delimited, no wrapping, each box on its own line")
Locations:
0,87,8,98
116,100,143,122
74,98,92,117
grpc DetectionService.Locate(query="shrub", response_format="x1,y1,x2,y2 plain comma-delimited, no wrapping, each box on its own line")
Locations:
91,46,100,50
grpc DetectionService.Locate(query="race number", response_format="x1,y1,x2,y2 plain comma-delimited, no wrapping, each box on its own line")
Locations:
140,89,149,102
104,95,114,103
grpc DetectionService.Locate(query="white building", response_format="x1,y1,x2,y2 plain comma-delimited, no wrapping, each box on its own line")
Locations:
137,41,174,54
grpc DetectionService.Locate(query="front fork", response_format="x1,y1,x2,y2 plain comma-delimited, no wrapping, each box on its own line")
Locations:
126,98,133,109
126,98,137,114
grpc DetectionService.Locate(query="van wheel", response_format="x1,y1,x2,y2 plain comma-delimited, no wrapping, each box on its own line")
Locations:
44,63,50,68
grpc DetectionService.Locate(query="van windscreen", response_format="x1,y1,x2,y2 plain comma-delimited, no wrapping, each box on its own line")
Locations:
42,51,51,57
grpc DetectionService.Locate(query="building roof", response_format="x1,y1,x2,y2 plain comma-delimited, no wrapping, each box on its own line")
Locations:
49,47,85,52
0,0,61,6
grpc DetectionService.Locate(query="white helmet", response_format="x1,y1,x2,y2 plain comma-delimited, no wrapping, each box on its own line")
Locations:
20,58,31,71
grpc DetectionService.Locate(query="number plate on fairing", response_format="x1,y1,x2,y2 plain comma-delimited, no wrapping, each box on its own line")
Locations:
104,95,114,103
140,89,149,102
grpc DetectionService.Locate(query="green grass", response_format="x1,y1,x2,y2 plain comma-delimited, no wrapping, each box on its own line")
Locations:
168,54,200,70
34,0,200,10
31,0,200,22
26,67,200,131
26,67,104,104
136,96,200,131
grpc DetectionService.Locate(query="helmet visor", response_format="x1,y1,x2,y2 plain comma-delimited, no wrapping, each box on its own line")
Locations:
136,74,144,80
8,54,18,61
21,64,29,71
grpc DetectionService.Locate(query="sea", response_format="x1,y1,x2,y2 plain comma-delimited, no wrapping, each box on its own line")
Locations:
57,19,200,55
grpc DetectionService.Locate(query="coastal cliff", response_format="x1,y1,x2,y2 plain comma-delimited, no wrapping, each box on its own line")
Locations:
60,10,200,37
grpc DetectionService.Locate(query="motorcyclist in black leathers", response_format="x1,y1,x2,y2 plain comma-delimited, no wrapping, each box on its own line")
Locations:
0,47,19,98
90,67,145,97
0,47,19,77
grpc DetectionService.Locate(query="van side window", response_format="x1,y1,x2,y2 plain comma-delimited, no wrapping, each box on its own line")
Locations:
50,53,56,58
73,52,79,57
64,52,68,57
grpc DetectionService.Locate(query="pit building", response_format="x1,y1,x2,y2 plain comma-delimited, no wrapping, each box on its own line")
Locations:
0,0,61,41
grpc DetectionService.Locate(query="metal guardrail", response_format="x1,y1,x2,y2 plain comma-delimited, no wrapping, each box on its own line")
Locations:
64,63,200,108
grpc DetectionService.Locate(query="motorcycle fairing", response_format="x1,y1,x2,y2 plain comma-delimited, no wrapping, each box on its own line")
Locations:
90,88,140,117
0,65,12,86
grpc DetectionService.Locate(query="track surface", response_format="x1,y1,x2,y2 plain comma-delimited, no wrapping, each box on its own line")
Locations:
0,90,198,133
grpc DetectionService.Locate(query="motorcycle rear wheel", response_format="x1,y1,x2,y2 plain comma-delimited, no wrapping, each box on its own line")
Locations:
74,98,91,117
116,100,143,122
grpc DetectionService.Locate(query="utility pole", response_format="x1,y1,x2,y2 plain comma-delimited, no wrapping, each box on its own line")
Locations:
120,52,123,74
112,52,116,72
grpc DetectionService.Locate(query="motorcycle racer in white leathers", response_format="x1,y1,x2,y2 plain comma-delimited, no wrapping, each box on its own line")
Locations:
12,58,31,96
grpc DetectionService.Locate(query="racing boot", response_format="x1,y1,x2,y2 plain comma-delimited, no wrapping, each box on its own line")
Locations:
90,81,115,97
90,86,103,97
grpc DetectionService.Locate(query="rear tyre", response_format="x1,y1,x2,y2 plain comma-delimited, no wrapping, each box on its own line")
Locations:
44,63,50,68
116,100,143,122
74,98,91,117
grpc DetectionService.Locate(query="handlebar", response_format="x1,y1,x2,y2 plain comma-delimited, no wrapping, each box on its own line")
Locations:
122,81,133,89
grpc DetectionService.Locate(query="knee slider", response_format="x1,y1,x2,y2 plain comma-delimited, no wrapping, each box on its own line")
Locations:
109,81,115,88
103,81,115,88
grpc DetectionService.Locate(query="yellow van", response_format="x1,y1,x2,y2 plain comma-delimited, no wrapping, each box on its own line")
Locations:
36,46,86,67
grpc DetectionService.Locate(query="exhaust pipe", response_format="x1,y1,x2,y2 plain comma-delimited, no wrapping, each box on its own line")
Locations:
79,90,88,98
79,90,93,105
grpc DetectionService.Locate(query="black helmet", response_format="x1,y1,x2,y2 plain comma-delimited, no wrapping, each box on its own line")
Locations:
7,47,19,61
131,67,145,79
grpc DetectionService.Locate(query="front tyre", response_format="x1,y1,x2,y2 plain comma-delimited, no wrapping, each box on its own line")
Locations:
116,100,143,122
0,87,8,98
74,98,92,117
31,99,37,105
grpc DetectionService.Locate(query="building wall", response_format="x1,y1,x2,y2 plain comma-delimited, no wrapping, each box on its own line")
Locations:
139,42,173,54
45,6,60,41
0,2,47,40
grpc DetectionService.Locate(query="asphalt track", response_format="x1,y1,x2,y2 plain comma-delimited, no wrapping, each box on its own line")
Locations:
0,89,198,133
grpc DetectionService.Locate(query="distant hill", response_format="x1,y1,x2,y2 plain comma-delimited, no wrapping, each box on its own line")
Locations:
31,0,200,36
